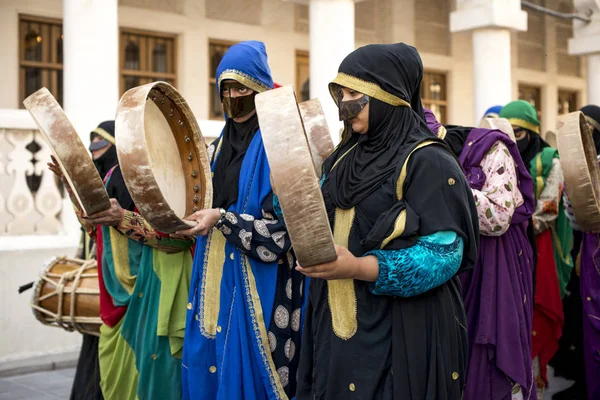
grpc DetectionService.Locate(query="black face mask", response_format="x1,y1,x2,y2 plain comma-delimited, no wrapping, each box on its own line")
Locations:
516,132,530,153
338,95,370,121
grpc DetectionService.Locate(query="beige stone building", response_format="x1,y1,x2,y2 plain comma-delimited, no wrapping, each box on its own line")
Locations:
0,0,596,370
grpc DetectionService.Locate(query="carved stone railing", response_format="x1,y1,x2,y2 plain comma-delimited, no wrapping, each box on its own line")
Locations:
0,110,63,236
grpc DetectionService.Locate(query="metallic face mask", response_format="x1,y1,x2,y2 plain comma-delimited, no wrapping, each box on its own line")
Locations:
221,82,257,119
338,94,370,121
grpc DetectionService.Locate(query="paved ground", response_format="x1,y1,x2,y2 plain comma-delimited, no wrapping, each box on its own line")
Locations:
0,368,74,399
0,365,577,399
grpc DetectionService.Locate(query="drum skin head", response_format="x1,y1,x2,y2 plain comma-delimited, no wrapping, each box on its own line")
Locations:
298,99,334,177
256,86,336,267
116,82,213,233
23,88,110,215
556,111,600,232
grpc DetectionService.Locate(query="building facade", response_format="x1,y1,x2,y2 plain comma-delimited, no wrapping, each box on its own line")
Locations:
0,0,590,369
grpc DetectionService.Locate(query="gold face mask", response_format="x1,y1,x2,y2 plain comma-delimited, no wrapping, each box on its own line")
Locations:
221,82,257,119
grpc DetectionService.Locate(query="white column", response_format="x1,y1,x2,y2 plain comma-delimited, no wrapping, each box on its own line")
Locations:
569,1,600,106
451,0,527,125
589,54,600,105
472,29,512,123
62,0,118,236
309,0,355,143
63,0,119,147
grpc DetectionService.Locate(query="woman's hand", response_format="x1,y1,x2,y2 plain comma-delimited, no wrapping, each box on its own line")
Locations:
47,155,65,180
85,199,124,226
295,245,379,281
175,208,221,237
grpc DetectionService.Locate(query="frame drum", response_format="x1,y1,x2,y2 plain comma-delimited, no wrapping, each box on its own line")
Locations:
256,86,336,267
479,117,516,142
298,99,334,176
116,82,213,233
23,88,110,215
556,111,600,232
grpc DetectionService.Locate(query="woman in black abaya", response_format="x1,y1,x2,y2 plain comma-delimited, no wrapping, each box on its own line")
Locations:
295,43,479,400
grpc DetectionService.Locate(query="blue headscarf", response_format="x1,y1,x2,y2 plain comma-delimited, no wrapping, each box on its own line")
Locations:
482,105,503,119
183,41,289,400
216,41,274,100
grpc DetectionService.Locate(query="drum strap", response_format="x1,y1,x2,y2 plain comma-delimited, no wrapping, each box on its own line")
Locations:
328,207,357,340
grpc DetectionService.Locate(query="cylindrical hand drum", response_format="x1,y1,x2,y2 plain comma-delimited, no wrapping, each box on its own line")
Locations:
556,111,600,232
256,86,336,267
31,257,101,336
116,82,213,233
298,99,334,176
479,117,516,142
23,88,111,215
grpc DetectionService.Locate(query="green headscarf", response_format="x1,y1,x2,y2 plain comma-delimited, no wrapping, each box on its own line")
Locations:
499,100,541,134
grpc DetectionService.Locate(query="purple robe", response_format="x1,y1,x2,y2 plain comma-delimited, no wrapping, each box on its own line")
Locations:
423,108,537,400
458,129,537,400
581,232,600,400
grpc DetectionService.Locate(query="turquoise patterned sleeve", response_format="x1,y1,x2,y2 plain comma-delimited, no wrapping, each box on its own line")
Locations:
366,231,463,297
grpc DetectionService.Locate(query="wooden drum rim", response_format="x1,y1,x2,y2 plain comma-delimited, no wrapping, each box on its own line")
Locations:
556,111,600,232
23,88,110,215
116,81,213,233
479,117,516,142
298,99,334,177
256,86,336,267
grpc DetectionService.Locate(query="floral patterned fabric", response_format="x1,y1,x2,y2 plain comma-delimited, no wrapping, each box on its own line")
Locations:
472,141,524,236
532,158,563,235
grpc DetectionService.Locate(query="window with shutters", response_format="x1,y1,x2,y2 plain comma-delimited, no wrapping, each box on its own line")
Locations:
558,89,578,114
415,0,450,56
518,0,546,71
296,51,310,103
555,0,580,76
19,15,64,107
421,71,448,124
518,84,543,118
208,40,237,120
120,28,177,95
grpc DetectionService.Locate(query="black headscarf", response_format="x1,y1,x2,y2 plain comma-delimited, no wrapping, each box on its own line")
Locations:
322,43,437,209
442,125,474,156
212,113,260,209
581,104,600,154
90,120,118,180
519,129,549,167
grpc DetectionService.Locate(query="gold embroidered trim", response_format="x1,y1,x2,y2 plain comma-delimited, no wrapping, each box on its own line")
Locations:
200,229,226,338
331,143,358,172
218,69,271,94
586,115,600,133
506,118,540,134
108,227,136,294
92,127,116,145
241,255,288,399
535,154,544,201
380,210,407,249
328,207,358,340
437,125,447,140
396,140,439,200
330,72,411,108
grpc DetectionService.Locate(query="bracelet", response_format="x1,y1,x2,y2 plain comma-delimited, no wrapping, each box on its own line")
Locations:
215,208,227,229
